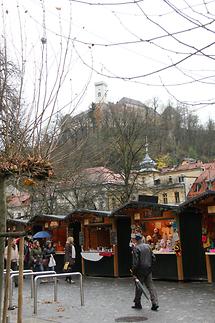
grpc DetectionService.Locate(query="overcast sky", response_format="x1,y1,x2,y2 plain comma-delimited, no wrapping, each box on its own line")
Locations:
2,0,215,124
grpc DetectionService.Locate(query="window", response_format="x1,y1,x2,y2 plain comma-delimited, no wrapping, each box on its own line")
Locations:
154,178,160,185
175,192,180,204
98,91,101,97
194,183,202,192
169,176,173,184
111,197,116,209
179,175,185,183
163,193,168,204
206,180,212,190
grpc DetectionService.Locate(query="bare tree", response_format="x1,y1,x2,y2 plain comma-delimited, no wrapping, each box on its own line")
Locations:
0,2,92,318
100,102,155,203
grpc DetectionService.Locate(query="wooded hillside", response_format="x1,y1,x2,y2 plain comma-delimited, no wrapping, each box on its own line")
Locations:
55,100,215,176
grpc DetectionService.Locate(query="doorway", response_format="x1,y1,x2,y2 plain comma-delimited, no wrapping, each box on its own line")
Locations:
180,209,207,280
68,221,82,272
117,216,132,276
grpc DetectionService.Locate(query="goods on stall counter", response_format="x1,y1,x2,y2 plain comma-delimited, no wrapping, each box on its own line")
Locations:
159,239,167,252
146,235,153,244
172,229,180,243
166,239,173,252
173,240,181,256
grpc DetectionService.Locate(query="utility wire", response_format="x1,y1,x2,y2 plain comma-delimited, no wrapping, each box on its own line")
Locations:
69,0,144,6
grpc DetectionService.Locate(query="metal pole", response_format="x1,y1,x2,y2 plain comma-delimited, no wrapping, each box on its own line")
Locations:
17,237,24,323
2,238,12,323
34,277,37,315
4,270,32,274
8,276,14,311
80,274,84,306
4,270,32,273
9,271,56,309
54,277,57,302
33,272,84,315
30,275,34,300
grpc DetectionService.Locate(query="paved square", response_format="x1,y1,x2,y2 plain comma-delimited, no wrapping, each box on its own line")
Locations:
8,277,215,323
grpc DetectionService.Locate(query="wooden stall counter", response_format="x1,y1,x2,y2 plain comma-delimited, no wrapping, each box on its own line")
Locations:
152,251,183,281
205,252,215,283
81,250,115,277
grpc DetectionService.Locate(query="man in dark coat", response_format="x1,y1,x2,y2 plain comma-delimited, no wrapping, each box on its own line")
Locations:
132,233,159,310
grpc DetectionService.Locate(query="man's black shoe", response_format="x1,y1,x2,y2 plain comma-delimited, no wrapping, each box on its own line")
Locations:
132,303,142,309
151,304,159,311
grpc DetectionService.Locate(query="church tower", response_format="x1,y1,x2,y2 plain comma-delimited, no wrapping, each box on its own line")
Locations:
139,137,158,173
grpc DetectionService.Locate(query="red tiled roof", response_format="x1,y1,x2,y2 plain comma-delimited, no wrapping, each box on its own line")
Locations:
187,169,215,198
175,161,203,171
82,167,123,184
194,169,215,183
161,161,215,173
7,193,31,207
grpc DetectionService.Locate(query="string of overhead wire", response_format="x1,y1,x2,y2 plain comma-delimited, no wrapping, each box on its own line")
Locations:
13,7,215,93
69,0,144,5
22,2,215,94
161,79,215,109
17,0,215,103
15,0,215,69
112,0,215,17
17,0,215,53
3,0,215,112
17,1,215,75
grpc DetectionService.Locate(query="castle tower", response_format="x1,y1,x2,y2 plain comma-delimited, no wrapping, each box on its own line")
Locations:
95,81,108,104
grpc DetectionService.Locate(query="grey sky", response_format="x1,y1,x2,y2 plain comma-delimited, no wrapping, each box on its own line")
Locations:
2,0,215,123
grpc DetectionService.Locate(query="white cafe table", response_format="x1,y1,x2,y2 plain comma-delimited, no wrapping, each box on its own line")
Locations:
81,252,103,262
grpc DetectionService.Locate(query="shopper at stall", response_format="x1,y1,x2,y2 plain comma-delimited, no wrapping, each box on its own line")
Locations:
64,236,76,284
24,237,31,270
30,240,44,272
131,233,159,311
43,240,56,271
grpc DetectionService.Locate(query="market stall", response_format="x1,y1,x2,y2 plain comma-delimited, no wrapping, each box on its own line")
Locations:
179,191,215,282
7,218,28,232
66,210,118,277
113,201,182,280
28,214,68,272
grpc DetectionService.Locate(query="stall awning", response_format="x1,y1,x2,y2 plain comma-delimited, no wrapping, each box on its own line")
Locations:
112,200,178,217
179,190,215,211
66,209,112,220
28,214,67,223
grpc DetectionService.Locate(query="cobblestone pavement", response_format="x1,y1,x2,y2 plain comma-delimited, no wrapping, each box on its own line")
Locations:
8,277,215,323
